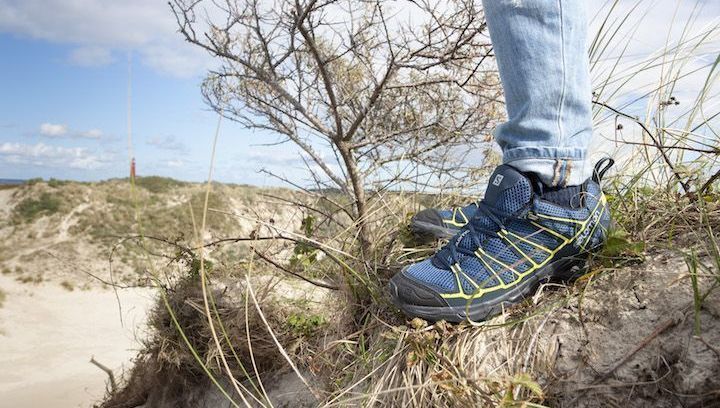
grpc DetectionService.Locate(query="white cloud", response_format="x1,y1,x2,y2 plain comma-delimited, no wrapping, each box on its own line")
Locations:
139,44,207,78
0,142,110,169
165,159,185,168
246,149,304,167
77,128,103,139
38,123,104,139
68,46,114,67
0,0,212,78
588,1,720,95
147,135,187,152
39,123,68,137
587,2,720,119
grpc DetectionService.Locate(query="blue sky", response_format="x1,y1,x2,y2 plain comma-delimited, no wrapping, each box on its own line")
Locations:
0,0,717,185
0,0,301,185
0,34,297,185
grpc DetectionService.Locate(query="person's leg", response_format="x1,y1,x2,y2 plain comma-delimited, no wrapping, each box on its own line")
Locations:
483,0,592,187
394,1,612,322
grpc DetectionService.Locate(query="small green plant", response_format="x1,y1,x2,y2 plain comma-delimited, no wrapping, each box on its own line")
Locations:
0,288,6,308
187,255,214,278
13,192,61,222
289,215,319,271
598,226,645,267
498,373,544,407
287,312,326,337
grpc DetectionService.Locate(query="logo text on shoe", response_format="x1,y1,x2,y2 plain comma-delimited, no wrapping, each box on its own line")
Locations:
575,209,601,249
492,174,504,186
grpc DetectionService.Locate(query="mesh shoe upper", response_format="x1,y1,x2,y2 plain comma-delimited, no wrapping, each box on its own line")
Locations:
435,201,479,228
401,164,610,303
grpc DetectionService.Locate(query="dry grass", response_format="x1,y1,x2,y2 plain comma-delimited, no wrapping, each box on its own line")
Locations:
100,266,349,408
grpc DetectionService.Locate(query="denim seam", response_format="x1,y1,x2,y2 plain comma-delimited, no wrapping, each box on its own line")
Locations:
556,0,566,149
506,156,586,164
503,146,586,162
556,1,569,187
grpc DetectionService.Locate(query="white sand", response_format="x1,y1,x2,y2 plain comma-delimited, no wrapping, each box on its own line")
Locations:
0,276,154,408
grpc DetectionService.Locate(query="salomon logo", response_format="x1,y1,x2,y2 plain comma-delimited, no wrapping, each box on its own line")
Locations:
575,210,601,249
492,174,504,186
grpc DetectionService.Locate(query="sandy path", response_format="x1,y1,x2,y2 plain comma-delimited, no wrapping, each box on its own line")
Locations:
0,276,155,408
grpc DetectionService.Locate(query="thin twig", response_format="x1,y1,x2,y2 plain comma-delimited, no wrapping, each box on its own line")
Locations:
699,168,720,195
593,100,692,195
90,356,117,393
695,335,720,361
251,247,340,290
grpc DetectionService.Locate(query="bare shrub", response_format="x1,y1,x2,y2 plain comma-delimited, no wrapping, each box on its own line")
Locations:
171,0,503,252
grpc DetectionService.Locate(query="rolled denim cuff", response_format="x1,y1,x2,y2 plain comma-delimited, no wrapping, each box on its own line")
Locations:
503,147,591,187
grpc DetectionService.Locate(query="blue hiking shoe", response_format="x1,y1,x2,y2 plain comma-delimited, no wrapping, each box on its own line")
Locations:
410,201,479,239
389,160,613,323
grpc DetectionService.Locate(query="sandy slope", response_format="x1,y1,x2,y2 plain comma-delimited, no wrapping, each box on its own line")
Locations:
0,189,13,217
0,275,154,408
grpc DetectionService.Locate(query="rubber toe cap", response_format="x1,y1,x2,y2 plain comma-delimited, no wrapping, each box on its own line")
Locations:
388,268,448,308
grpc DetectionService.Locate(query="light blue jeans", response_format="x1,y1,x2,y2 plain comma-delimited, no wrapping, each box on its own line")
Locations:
482,0,592,187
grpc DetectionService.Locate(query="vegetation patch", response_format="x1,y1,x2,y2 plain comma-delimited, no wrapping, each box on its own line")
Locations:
47,178,69,188
134,176,188,194
101,271,342,408
13,192,61,223
286,312,326,337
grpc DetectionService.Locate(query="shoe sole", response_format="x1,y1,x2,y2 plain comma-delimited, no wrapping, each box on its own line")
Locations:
389,250,594,323
409,220,458,240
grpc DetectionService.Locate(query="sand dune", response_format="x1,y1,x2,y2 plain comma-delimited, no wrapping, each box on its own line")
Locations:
0,275,154,408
